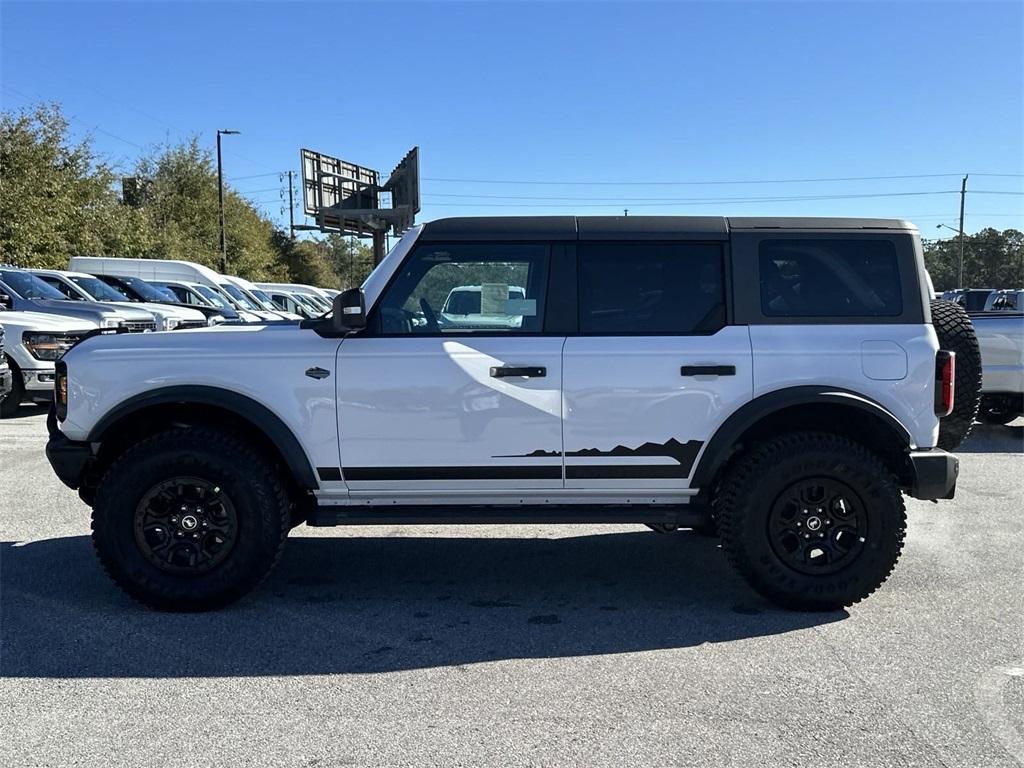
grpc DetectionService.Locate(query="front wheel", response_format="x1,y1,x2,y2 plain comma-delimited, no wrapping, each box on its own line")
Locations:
715,432,905,611
0,358,24,418
91,427,291,611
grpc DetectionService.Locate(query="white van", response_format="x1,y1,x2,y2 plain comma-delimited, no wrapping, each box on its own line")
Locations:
70,257,286,323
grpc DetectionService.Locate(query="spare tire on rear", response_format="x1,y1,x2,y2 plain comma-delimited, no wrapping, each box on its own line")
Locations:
930,298,982,450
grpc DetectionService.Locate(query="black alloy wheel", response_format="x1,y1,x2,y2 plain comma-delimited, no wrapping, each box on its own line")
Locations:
134,477,238,574
766,477,868,576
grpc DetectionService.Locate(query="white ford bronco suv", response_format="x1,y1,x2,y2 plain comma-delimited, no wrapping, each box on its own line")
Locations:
46,216,969,612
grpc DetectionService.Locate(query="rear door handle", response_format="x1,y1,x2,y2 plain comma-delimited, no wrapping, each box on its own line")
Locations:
680,365,736,377
490,366,547,378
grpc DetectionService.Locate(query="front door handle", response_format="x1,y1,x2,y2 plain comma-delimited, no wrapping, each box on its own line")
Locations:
490,366,547,378
680,365,736,377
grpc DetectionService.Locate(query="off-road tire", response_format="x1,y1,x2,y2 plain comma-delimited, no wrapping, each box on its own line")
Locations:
930,299,982,449
0,357,24,418
91,427,290,611
715,432,906,611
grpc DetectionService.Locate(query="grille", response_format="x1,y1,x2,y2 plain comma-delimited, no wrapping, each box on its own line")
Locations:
0,326,5,359
123,320,157,333
176,320,207,330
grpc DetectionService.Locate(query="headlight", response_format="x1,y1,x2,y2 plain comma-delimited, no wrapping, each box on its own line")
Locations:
208,314,226,326
100,318,121,328
23,332,77,361
164,317,181,331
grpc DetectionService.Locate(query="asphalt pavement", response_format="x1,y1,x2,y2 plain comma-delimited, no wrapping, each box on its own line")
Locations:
1,405,1022,767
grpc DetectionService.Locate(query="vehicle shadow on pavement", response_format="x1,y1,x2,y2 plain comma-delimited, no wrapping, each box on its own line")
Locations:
958,423,1024,453
0,530,845,678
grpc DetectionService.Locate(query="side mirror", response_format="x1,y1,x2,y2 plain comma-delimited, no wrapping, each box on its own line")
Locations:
0,292,11,310
332,288,367,331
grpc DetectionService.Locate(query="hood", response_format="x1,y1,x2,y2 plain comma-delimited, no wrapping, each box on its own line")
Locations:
122,301,206,323
62,319,304,364
18,297,154,324
0,310,100,334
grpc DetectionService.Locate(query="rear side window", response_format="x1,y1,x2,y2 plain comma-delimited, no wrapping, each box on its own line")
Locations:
578,242,725,334
759,239,902,318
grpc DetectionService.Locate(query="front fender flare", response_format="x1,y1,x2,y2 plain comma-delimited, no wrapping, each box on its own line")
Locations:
87,385,319,490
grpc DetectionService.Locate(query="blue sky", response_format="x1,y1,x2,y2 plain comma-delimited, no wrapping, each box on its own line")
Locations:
2,1,1022,237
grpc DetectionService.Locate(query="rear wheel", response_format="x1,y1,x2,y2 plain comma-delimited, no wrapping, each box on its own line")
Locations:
979,395,1022,425
91,427,290,611
716,432,905,611
930,299,982,449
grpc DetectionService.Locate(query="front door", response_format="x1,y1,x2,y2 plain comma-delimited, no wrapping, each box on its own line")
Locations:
336,241,564,502
562,241,753,491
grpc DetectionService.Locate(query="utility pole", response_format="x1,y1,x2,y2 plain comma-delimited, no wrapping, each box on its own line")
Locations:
957,174,968,289
372,230,386,266
623,209,629,216
216,129,240,273
287,170,296,240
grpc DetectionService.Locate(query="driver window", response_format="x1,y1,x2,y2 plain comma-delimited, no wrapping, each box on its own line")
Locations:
376,244,548,335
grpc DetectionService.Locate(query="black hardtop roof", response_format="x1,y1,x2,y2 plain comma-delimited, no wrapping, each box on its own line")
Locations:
418,216,917,241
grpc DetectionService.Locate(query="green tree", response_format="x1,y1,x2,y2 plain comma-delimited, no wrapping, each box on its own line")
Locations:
923,228,1024,291
0,104,148,267
130,139,286,280
323,233,375,289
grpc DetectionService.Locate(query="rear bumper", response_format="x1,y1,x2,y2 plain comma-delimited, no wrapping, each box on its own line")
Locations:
45,410,93,490
908,449,959,500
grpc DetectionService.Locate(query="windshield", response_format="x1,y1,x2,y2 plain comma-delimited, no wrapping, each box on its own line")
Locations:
68,275,129,302
190,285,230,309
0,269,68,300
248,288,280,311
219,283,258,310
120,276,174,302
296,294,327,313
305,294,332,311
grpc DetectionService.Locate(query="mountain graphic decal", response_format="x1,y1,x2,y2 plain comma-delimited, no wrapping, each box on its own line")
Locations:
494,438,704,479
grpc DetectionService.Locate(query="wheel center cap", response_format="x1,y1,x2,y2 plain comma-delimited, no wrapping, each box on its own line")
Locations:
180,515,199,531
806,516,823,531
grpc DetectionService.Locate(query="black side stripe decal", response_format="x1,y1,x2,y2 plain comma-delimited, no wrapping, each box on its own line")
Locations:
565,464,690,479
344,466,563,481
320,440,704,483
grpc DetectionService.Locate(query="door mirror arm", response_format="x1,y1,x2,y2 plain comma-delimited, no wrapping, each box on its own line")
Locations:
300,288,367,336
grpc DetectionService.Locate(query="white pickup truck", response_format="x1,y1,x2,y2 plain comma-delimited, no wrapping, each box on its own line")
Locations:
47,216,972,612
0,309,97,417
971,312,1024,424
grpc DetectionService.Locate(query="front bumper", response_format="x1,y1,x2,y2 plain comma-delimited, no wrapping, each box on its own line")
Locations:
45,409,93,490
22,368,57,403
908,449,959,500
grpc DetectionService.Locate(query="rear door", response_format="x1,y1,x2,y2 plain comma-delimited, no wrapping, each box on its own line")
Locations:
562,241,753,490
335,242,566,500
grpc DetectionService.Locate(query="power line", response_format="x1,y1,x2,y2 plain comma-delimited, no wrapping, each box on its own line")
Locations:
420,190,969,208
227,172,282,181
422,172,975,187
423,190,984,203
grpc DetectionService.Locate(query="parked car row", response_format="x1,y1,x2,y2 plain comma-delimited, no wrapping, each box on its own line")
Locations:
934,288,1024,425
941,287,1024,312
0,258,337,416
